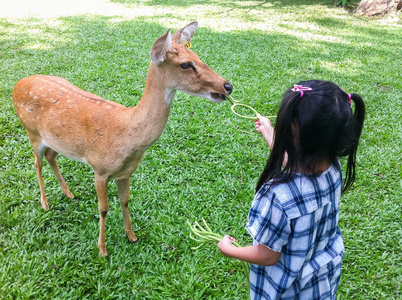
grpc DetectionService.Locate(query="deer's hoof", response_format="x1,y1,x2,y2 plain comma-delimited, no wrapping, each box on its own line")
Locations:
65,191,75,199
41,199,49,210
129,236,138,243
126,230,138,243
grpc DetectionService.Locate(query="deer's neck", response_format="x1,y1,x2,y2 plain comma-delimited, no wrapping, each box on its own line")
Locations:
128,62,175,148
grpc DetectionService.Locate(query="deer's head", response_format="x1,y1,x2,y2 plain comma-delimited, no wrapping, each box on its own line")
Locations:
150,21,233,103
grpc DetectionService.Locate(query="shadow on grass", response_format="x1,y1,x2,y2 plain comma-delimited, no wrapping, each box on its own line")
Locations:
111,0,333,9
1,14,399,100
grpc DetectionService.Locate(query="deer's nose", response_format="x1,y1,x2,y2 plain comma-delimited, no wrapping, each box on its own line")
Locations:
224,82,233,94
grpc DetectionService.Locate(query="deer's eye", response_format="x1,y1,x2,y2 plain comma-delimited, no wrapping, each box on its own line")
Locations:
180,63,192,69
180,62,199,75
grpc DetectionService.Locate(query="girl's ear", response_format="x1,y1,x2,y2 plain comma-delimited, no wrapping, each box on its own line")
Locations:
291,122,299,139
150,30,172,66
291,122,300,151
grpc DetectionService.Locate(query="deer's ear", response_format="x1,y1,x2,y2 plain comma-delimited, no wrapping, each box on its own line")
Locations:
150,29,172,65
171,21,198,44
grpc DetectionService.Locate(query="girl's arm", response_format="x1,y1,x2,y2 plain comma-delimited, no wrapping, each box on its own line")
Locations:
255,114,275,150
255,114,288,166
217,235,281,266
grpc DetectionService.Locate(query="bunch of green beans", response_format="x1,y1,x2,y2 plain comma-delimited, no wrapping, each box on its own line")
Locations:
187,218,250,285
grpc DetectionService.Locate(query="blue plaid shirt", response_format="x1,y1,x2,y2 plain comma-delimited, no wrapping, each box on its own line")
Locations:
246,163,344,300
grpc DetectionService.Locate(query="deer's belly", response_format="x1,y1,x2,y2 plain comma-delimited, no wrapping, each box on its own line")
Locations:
40,139,89,164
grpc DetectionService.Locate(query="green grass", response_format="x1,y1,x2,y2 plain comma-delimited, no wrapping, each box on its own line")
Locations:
1,1,401,299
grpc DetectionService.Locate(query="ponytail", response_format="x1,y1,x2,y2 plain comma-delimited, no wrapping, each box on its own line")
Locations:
342,93,366,193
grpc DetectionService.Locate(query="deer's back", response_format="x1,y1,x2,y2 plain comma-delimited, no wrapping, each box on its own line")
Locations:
13,75,129,131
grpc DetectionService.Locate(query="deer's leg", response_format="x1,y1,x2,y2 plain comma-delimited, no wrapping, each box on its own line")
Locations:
33,147,49,210
45,148,74,199
117,178,138,243
26,132,49,210
94,174,109,257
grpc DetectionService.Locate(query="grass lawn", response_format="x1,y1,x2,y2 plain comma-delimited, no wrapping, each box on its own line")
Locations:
0,0,401,299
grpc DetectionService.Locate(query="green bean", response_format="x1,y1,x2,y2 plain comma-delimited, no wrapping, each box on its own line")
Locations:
227,94,276,120
201,218,213,232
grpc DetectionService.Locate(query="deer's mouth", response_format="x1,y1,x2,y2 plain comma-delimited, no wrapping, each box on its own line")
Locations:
211,93,226,101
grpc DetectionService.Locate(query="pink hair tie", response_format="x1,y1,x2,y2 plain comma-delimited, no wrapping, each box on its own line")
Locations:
291,85,312,97
342,89,352,106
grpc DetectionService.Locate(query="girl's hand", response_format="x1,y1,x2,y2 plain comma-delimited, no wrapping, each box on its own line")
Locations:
218,235,282,266
255,114,271,134
217,235,237,258
255,114,275,149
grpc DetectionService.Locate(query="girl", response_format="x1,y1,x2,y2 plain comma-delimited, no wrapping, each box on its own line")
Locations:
218,80,366,299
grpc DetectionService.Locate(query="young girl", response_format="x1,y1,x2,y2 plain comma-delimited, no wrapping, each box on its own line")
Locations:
218,80,366,299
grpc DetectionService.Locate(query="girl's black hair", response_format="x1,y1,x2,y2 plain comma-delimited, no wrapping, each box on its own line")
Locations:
256,80,366,194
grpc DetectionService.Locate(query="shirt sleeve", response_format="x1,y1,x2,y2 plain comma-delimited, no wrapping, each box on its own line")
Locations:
245,185,290,253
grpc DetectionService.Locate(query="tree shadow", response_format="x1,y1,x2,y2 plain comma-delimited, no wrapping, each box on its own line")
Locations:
1,14,400,107
111,0,333,9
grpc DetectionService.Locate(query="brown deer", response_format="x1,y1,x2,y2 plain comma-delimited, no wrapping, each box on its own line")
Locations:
12,21,233,257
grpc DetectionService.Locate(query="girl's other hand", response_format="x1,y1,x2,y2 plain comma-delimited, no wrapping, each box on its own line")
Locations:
217,235,237,258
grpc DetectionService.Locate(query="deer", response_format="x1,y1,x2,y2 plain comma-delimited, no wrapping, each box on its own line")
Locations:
12,21,233,258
